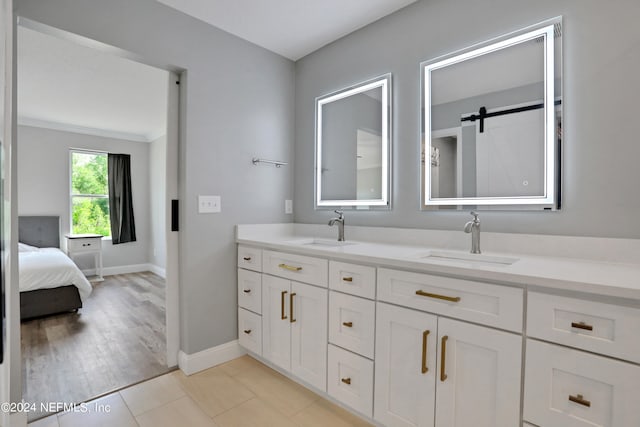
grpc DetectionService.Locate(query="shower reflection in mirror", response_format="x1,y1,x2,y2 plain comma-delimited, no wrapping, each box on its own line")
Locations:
421,17,562,210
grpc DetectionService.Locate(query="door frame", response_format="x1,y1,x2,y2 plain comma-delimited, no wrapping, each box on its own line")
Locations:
11,16,184,407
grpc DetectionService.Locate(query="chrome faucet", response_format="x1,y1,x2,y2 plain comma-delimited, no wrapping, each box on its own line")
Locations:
464,211,481,254
328,210,345,242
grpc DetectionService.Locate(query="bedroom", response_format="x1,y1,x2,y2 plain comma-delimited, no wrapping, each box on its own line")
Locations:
16,24,176,422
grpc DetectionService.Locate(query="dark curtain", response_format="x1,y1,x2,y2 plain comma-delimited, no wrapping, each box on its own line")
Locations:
108,153,136,244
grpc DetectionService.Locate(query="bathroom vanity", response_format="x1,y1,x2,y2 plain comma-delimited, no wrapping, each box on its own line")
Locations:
236,224,640,427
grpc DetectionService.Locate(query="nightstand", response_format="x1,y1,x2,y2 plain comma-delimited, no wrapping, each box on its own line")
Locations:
65,234,104,281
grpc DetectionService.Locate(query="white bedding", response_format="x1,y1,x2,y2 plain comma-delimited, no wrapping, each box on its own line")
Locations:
19,247,93,301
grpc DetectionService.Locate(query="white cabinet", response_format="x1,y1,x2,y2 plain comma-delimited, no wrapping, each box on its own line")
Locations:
374,302,522,427
238,308,262,355
435,317,522,427
262,275,291,371
328,291,375,358
524,339,640,427
328,344,374,418
237,269,262,314
261,274,328,391
374,302,437,427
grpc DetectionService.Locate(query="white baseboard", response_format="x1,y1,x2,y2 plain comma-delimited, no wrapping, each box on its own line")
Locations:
148,264,166,278
178,340,246,376
82,263,152,277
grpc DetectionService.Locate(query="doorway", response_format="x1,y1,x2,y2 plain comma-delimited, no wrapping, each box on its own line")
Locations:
15,19,181,422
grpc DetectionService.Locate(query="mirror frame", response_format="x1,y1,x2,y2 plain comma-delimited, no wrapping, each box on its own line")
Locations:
421,18,561,208
315,74,392,209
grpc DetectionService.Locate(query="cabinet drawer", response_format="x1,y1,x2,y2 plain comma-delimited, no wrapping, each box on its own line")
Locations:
237,269,262,314
237,245,262,272
329,261,375,299
527,292,640,363
377,268,523,332
263,250,328,287
524,339,640,427
327,344,374,418
238,308,262,356
67,237,102,252
328,292,375,358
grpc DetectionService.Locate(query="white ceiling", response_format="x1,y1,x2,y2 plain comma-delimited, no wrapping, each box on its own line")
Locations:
155,0,418,60
18,26,169,143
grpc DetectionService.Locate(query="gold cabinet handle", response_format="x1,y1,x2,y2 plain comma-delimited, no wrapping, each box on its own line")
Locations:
290,292,296,323
440,335,448,382
281,290,288,320
569,394,591,408
341,378,351,385
342,321,353,328
571,321,593,331
422,330,430,374
243,256,252,261
243,289,251,293
279,263,302,272
243,329,251,334
342,277,353,282
416,290,461,303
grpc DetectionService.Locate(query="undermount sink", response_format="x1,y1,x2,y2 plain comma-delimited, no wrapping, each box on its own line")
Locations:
420,250,519,266
293,238,358,248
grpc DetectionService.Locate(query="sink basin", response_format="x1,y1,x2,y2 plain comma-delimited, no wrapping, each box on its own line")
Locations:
420,250,518,265
293,238,357,248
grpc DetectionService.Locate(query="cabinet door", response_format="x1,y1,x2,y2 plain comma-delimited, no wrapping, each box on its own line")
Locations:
262,275,291,371
290,281,328,391
374,302,437,427
435,318,522,427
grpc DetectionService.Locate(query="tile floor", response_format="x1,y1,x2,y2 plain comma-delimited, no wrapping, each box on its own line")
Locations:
27,355,373,427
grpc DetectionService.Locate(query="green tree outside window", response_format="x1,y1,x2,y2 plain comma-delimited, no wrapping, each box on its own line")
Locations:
71,151,111,236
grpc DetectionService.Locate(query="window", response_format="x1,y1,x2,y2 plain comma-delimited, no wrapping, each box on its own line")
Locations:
70,150,111,236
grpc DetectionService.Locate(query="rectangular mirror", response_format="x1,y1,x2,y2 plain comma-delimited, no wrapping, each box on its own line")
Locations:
421,17,562,209
316,74,391,209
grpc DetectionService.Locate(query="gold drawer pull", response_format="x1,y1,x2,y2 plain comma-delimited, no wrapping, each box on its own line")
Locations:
569,394,591,408
281,290,288,320
440,335,448,382
243,289,251,293
342,277,353,282
342,321,353,328
421,330,430,374
341,378,351,385
290,293,296,323
243,329,251,334
279,263,303,272
416,290,461,303
243,256,252,261
571,322,593,331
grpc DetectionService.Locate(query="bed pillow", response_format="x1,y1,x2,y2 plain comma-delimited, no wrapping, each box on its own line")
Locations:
18,242,40,252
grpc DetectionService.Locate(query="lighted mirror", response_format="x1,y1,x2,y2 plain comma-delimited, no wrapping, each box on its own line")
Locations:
421,18,562,209
316,74,391,209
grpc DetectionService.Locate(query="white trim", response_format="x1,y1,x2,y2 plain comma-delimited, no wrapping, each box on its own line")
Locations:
19,116,158,143
148,264,166,278
81,263,152,277
178,341,246,376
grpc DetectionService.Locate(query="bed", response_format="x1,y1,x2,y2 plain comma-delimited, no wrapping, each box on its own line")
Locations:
19,216,93,320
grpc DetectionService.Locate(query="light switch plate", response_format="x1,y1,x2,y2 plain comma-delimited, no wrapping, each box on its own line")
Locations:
199,195,221,213
285,199,293,214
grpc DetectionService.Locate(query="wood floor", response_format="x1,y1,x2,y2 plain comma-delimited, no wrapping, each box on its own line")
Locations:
21,272,170,422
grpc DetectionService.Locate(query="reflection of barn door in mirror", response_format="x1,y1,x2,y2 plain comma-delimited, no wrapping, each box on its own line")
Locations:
476,108,544,198
356,129,382,200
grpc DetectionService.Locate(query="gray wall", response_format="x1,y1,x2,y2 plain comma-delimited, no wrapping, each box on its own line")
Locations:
15,0,295,354
294,0,640,238
149,134,166,270
17,125,151,268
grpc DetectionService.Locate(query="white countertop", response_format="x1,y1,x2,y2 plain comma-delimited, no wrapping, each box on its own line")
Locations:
237,224,640,301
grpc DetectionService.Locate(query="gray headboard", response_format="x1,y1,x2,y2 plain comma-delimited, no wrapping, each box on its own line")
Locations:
18,216,61,248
